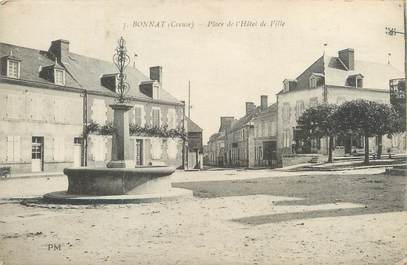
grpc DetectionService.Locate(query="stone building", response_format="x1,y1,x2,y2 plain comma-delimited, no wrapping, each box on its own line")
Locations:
277,48,405,165
185,117,203,170
252,97,278,167
0,39,186,174
206,116,234,166
206,96,278,168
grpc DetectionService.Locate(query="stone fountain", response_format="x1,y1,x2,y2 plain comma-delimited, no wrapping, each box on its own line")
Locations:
43,37,192,204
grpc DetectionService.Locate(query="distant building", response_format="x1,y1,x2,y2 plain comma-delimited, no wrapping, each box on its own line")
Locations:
206,95,278,168
252,97,278,167
0,40,185,174
185,117,203,169
206,116,234,166
277,48,405,164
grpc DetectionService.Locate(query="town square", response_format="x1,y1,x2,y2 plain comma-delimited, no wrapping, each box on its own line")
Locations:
0,0,406,264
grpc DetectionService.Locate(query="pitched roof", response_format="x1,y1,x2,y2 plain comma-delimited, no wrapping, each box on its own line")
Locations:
324,55,403,89
0,42,182,104
186,117,203,133
278,52,403,94
252,103,277,120
0,42,82,89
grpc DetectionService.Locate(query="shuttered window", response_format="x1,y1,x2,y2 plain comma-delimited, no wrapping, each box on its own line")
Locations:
91,99,107,124
167,108,176,129
91,136,106,162
6,94,19,119
152,108,160,127
134,106,142,126
151,138,162,160
29,95,43,121
6,136,21,162
53,137,65,161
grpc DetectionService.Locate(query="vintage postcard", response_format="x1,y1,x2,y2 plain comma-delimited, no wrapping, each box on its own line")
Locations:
0,0,406,264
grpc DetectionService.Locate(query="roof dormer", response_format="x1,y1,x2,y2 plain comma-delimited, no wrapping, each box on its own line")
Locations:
346,73,364,88
309,73,325,88
101,73,119,93
140,80,160,99
39,58,66,86
283,79,297,92
1,50,22,79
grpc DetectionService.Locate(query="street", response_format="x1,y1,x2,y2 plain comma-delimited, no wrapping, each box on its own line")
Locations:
0,168,406,265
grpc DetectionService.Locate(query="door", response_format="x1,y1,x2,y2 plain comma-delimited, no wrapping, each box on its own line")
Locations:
135,139,143,166
73,137,82,167
31,137,44,172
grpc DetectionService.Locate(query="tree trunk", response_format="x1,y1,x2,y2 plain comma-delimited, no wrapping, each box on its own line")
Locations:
328,136,333,163
364,134,369,165
377,135,382,159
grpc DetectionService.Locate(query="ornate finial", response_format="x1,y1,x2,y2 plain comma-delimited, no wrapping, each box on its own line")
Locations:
113,36,131,103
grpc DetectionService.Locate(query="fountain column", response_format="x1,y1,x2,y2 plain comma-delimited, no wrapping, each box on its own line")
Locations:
107,103,134,168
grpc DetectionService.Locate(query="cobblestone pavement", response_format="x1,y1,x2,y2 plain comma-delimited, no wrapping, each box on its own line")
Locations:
0,168,406,265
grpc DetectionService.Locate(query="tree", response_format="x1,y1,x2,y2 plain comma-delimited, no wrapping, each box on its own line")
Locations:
297,104,338,163
334,100,402,164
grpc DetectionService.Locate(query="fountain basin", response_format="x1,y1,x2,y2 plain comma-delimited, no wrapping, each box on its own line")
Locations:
64,166,176,196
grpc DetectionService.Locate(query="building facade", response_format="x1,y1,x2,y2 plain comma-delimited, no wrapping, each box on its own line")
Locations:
277,48,405,164
205,96,278,168
0,39,186,174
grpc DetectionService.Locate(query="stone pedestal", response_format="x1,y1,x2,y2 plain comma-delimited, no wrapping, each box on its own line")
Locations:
107,103,134,168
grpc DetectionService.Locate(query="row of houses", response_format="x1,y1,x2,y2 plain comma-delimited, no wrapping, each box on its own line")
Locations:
206,48,406,168
0,39,203,174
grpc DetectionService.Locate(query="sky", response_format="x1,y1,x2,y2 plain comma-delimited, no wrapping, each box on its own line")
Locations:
0,0,405,142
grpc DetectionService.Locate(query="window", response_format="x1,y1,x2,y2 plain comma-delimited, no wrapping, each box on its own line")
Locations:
6,94,19,119
91,99,107,124
134,106,143,126
309,76,317,88
356,77,363,88
153,84,160,99
296,100,305,119
270,121,276,136
53,137,65,161
151,138,162,159
167,108,176,129
282,103,290,121
152,108,160,127
309,97,318,108
54,69,65,85
7,60,19,78
91,135,106,162
283,129,291,148
6,136,21,162
261,121,266,137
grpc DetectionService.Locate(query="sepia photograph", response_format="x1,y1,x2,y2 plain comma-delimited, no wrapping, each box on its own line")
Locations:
0,0,406,264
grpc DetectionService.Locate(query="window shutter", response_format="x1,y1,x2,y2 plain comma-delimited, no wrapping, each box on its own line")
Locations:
167,109,175,129
6,94,18,119
13,136,21,161
6,136,13,161
134,107,142,126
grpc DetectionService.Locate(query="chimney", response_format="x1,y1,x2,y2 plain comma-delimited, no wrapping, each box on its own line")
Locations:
220,116,234,132
338,48,354,71
245,102,256,115
49,39,70,63
150,66,162,86
260,95,268,110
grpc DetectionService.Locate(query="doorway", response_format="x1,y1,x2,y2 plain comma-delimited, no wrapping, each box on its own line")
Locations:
73,137,83,167
31,136,44,172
